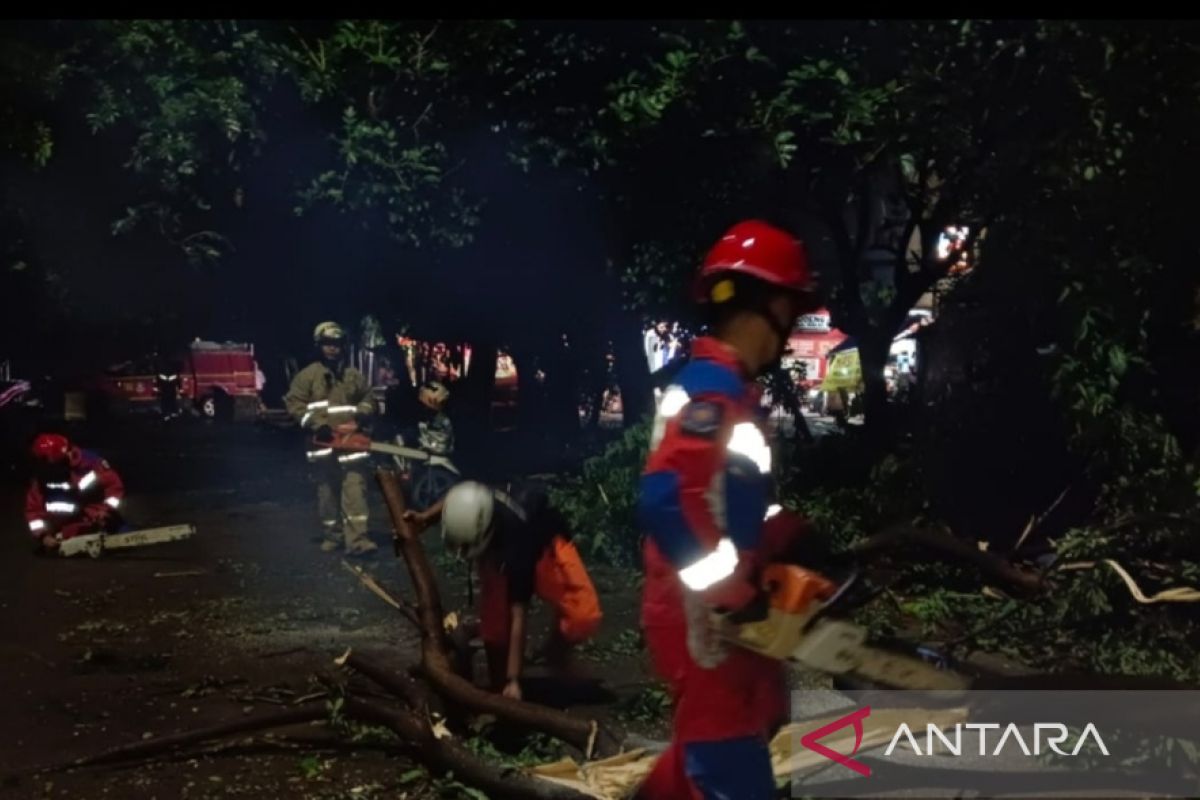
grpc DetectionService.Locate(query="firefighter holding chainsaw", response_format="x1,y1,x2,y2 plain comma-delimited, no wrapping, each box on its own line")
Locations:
285,321,378,556
25,433,125,553
636,220,826,800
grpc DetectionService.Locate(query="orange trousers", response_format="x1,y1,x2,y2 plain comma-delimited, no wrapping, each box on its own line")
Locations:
478,535,603,649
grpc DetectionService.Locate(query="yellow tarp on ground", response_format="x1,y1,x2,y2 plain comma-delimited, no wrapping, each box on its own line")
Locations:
820,348,863,393
527,706,969,799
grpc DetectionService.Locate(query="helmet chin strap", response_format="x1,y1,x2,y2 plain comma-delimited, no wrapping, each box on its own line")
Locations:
752,303,794,378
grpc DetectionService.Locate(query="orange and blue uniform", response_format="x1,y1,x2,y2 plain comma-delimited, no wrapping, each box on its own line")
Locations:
637,336,810,799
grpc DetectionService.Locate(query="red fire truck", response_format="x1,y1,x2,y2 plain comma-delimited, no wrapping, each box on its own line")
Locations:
93,340,263,420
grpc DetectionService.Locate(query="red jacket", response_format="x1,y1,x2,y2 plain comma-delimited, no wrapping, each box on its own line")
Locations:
25,449,124,540
639,336,779,628
637,336,811,751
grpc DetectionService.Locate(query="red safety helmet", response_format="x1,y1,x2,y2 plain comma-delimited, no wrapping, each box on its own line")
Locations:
31,434,71,464
694,220,814,303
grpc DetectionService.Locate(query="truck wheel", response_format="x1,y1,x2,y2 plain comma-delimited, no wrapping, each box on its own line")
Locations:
200,392,234,421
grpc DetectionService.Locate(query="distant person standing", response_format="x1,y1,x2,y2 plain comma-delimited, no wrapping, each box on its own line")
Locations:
285,321,378,556
155,360,182,421
654,321,670,369
665,323,683,364
644,321,662,372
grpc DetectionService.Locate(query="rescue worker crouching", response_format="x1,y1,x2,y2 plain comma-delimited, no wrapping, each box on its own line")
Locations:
25,433,125,554
285,321,378,557
635,220,822,799
404,480,602,701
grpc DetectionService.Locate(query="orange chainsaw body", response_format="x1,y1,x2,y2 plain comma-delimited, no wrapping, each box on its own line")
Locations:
730,564,838,659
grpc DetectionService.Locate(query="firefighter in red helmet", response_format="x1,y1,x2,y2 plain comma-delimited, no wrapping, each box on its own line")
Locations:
25,434,125,553
636,220,822,799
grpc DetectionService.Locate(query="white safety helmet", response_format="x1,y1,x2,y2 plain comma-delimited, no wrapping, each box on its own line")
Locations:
441,481,495,560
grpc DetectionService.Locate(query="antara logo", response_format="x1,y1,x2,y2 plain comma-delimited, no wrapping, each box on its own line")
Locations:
886,722,1110,757
799,707,1110,777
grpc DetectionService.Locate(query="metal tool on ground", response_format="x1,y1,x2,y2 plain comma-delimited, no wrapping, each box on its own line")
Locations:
723,563,972,690
59,524,197,558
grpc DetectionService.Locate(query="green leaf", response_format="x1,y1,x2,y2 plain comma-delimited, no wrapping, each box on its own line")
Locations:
399,768,425,785
746,46,770,64
1108,347,1128,376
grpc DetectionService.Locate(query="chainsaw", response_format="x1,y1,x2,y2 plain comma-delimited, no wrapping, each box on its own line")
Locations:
723,564,972,690
316,431,460,474
59,524,197,559
319,431,462,556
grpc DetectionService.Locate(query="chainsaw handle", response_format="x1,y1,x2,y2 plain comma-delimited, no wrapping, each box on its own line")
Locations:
806,570,954,660
802,570,877,632
723,590,771,625
819,569,860,612
316,431,372,451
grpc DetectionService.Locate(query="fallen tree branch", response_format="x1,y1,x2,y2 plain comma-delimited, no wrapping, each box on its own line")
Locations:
292,690,329,705
851,524,1044,594
23,705,328,777
376,469,452,655
22,698,593,800
411,655,622,759
342,650,430,712
1097,511,1200,534
1057,559,1200,604
340,559,421,628
343,697,594,800
1014,485,1071,552
257,646,310,659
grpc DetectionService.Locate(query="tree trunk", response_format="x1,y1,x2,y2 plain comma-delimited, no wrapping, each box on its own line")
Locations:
456,340,497,460
544,336,583,442
857,327,893,445
510,342,543,435
610,311,652,428
766,366,813,443
573,330,608,431
587,384,604,430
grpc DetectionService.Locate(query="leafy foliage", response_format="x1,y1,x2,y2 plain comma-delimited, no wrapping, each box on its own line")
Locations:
549,420,649,566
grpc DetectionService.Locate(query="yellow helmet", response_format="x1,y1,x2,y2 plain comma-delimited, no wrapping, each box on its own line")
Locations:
313,321,346,344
